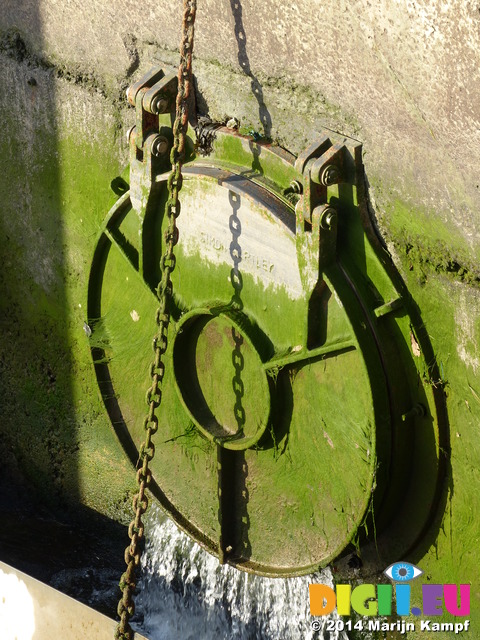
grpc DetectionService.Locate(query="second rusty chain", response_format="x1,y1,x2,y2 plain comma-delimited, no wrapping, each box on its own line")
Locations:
115,2,197,639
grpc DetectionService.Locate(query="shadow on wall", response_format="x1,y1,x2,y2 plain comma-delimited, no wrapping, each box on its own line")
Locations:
0,3,127,597
0,8,79,506
229,0,272,139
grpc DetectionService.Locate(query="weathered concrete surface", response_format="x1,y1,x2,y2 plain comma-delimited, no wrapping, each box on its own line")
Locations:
1,1,480,636
0,52,135,520
2,0,480,268
0,561,148,640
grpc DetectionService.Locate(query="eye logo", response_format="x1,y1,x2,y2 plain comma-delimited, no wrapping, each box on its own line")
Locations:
384,562,423,582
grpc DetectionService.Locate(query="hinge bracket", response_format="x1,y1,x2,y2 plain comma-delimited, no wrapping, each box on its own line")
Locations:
295,133,361,290
126,67,178,217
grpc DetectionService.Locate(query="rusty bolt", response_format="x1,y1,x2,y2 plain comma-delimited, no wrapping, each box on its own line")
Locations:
151,135,169,157
320,164,341,186
283,180,303,197
151,96,168,115
320,207,337,230
289,180,303,194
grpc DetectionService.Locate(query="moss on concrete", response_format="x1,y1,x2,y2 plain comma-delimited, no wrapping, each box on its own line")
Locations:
369,176,480,288
0,51,136,525
373,199,480,636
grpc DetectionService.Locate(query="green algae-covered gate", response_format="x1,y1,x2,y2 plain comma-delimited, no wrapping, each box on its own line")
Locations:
87,66,446,576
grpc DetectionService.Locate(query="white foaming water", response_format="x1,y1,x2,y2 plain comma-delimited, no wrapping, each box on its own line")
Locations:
134,505,349,640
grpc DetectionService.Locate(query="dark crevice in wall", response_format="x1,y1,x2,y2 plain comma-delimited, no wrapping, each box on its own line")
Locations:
0,28,110,99
121,32,140,78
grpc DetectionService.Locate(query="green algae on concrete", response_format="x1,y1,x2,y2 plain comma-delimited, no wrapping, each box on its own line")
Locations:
389,273,480,639
0,52,137,524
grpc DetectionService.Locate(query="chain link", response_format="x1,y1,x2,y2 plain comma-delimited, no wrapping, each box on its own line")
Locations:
115,2,197,638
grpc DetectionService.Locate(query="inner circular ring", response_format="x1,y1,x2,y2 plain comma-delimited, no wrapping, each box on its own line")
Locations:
173,308,271,450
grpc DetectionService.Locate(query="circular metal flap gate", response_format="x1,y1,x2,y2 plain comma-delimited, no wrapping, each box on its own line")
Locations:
88,125,445,576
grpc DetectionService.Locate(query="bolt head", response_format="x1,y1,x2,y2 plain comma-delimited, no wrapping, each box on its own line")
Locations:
151,136,169,157
320,164,341,186
151,96,168,114
320,207,337,230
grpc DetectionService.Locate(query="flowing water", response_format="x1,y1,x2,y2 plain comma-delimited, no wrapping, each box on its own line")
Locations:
135,505,349,640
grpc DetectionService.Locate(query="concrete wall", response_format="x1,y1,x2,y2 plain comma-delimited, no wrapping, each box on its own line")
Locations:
1,0,479,632
3,1,479,267
0,561,147,639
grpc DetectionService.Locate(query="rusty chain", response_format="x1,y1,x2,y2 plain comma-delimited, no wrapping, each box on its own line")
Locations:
115,2,197,638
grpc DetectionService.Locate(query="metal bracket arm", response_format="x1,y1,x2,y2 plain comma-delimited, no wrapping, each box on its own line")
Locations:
126,67,178,218
294,134,360,288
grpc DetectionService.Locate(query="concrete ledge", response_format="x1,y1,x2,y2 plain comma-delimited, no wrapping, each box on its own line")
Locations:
0,561,148,640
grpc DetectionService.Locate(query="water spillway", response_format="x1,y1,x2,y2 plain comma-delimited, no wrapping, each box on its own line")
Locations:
135,505,346,640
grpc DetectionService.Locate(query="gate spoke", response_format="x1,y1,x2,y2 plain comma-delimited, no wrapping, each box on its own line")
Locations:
263,339,356,372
